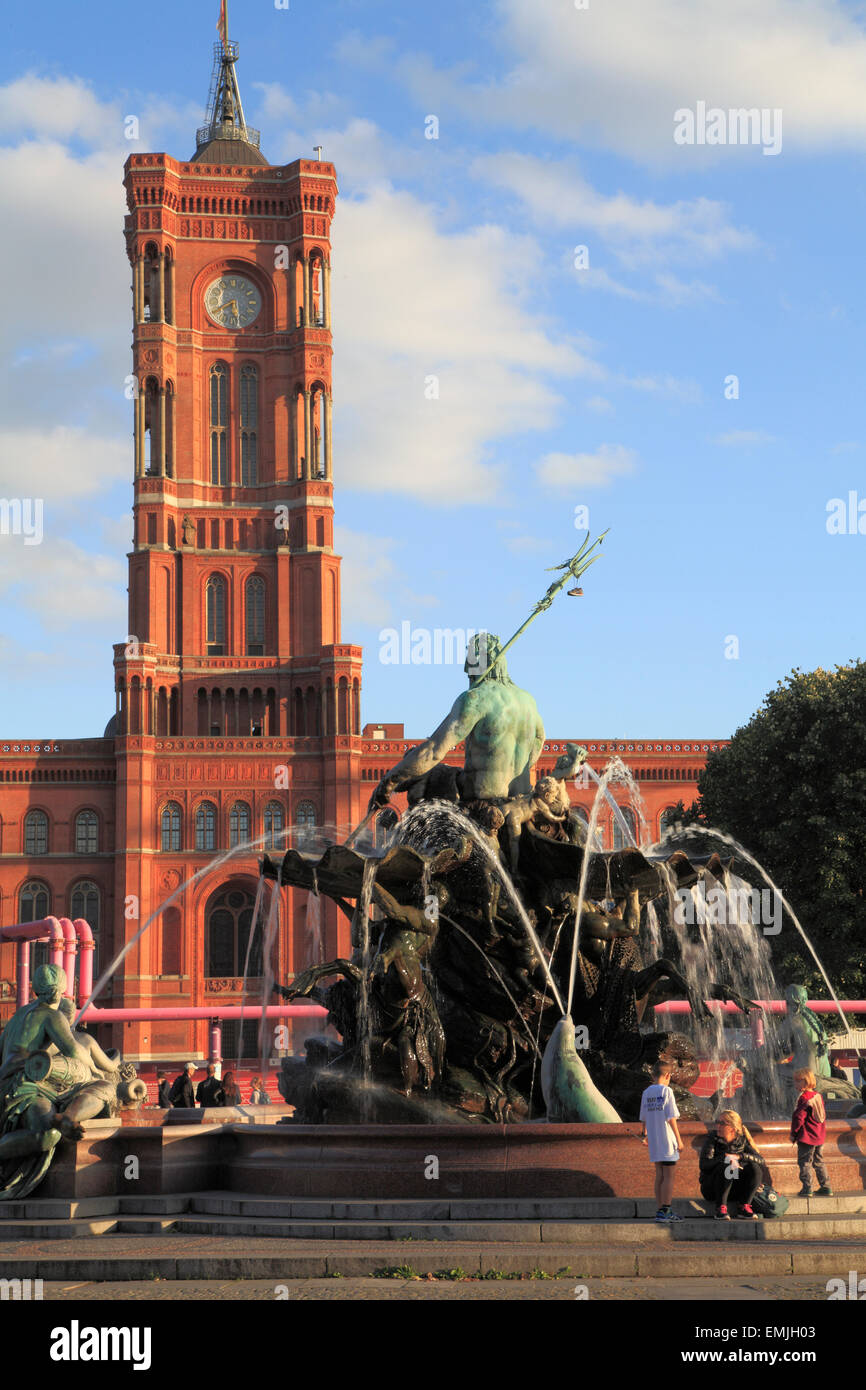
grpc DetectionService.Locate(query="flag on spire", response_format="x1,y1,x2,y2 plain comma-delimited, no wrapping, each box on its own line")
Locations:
217,0,227,44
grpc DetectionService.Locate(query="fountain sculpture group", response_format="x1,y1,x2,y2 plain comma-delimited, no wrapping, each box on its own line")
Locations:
271,642,760,1125
269,537,777,1125
0,533,860,1202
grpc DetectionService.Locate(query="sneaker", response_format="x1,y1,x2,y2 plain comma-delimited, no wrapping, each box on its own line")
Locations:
735,1203,758,1219
797,1187,811,1198
664,1210,685,1221
714,1205,731,1221
815,1186,833,1197
654,1207,669,1222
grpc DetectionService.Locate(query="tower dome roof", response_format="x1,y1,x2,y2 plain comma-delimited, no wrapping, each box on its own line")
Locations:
191,135,268,166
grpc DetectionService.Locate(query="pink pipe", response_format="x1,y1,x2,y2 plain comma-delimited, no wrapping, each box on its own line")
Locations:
1,917,65,946
654,1000,866,1014
78,1004,326,1021
1,919,65,1006
73,918,95,1003
16,942,29,1009
58,918,76,997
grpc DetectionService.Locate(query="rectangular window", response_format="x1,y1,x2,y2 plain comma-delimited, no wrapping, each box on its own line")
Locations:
24,818,47,855
76,818,98,854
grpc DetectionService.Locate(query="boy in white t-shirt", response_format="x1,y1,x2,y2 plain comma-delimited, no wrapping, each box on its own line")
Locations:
639,1061,684,1222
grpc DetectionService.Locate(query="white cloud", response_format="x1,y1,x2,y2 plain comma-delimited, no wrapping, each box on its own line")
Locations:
401,0,866,162
0,537,125,629
101,512,134,554
0,75,119,143
573,266,649,300
332,186,599,502
653,273,721,306
0,139,128,370
477,153,756,261
0,427,127,502
334,526,399,628
573,265,723,306
535,444,637,492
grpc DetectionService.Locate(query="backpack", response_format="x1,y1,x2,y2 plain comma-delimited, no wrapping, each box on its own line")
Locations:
750,1184,789,1219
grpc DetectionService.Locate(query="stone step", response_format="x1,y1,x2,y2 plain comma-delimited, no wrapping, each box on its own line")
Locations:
4,1205,866,1244
0,1236,862,1280
184,1192,866,1222
1,1189,862,1233
115,1211,866,1243
0,1219,118,1241
0,1197,120,1220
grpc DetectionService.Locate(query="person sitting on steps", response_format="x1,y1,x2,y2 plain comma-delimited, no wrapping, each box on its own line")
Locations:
699,1109,764,1220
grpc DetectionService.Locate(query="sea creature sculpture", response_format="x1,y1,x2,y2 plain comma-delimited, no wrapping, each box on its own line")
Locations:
540,1015,622,1123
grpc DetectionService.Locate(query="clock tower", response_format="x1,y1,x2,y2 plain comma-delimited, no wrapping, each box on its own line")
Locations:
110,30,364,1059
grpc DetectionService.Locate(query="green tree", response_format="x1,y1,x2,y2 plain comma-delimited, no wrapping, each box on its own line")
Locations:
685,663,866,997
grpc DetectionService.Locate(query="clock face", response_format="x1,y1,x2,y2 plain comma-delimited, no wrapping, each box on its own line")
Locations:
205,274,262,329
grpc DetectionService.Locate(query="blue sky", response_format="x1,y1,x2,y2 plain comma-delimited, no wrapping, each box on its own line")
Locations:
0,0,864,741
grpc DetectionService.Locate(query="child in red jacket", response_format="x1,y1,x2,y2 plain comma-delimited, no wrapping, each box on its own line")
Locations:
790,1068,832,1197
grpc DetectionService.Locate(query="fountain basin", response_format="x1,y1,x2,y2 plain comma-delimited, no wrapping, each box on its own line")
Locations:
32,1119,865,1201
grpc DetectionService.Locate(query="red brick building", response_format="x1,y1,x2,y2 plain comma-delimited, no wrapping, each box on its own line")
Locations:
0,38,727,1059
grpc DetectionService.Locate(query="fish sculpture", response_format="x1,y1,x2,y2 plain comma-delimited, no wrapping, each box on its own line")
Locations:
541,1015,622,1122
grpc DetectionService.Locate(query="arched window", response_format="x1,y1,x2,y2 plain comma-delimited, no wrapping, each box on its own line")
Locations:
206,575,226,655
24,810,48,855
209,362,228,485
75,810,98,855
71,881,101,978
264,801,284,850
19,880,49,922
240,364,258,485
229,801,251,849
612,807,638,851
161,802,182,852
659,806,679,839
206,885,261,977
195,801,218,852
245,575,265,655
295,801,316,844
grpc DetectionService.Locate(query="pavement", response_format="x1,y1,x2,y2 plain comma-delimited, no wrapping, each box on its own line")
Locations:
1,1232,865,1281
34,1275,847,1300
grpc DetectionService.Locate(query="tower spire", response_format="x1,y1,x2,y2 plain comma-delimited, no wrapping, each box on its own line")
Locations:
193,3,267,165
